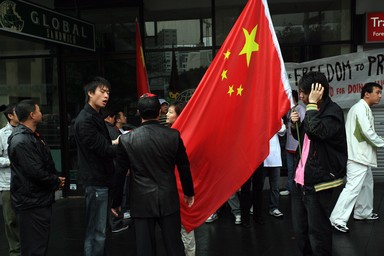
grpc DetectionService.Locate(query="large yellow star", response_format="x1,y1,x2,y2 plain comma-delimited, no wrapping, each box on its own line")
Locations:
237,85,244,96
140,46,146,67
221,70,228,80
227,85,234,96
239,25,259,67
223,50,231,59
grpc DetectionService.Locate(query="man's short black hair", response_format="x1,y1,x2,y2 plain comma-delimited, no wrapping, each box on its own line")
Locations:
361,82,383,99
3,103,16,122
137,93,160,119
83,76,111,103
15,99,37,122
298,71,329,99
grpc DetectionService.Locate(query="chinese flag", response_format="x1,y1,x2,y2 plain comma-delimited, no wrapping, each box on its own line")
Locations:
173,0,292,232
136,19,150,98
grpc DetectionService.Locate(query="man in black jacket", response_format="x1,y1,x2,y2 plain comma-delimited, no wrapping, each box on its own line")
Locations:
112,93,194,256
290,71,347,256
74,77,118,256
8,99,65,256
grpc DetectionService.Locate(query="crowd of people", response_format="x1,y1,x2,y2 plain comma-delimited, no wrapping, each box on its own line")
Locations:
0,71,383,256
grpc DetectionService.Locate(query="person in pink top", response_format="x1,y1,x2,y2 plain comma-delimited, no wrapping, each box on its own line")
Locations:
290,71,347,256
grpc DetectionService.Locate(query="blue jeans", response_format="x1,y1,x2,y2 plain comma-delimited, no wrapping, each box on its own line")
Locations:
227,192,241,216
264,167,280,210
84,186,109,256
285,151,295,192
291,184,333,256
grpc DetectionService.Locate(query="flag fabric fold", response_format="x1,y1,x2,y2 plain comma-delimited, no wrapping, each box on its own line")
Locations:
173,0,292,232
136,19,150,98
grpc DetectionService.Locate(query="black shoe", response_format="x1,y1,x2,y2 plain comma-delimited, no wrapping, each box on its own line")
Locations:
112,222,129,233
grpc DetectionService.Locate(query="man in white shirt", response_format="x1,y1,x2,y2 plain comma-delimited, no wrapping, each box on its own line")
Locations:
330,82,384,233
0,104,20,255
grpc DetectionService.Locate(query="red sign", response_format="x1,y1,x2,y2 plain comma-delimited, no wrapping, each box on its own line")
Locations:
366,12,384,43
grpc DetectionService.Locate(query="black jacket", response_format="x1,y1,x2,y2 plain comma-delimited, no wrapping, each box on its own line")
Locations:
8,124,59,211
292,97,347,187
112,120,194,218
74,104,116,187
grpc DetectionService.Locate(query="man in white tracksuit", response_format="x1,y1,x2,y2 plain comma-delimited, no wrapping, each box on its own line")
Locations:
330,82,384,233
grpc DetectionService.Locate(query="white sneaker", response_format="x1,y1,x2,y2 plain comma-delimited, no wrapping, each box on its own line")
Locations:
205,213,219,223
279,190,290,196
331,222,349,233
235,215,241,225
123,211,131,219
269,209,283,218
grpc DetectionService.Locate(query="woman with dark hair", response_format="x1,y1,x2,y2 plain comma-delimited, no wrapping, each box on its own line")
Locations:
166,101,196,256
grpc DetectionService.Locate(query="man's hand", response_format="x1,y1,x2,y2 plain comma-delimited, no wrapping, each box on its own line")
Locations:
58,177,65,189
184,196,195,207
112,135,121,145
308,83,324,104
291,110,299,124
111,207,121,217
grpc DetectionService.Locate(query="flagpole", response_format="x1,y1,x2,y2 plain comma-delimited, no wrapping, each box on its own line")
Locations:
293,107,302,159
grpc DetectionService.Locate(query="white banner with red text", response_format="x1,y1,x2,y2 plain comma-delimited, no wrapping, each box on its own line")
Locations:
285,48,384,109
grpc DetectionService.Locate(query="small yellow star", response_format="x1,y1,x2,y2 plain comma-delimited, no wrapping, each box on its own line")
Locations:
221,70,228,80
223,50,231,59
239,25,259,67
237,85,244,96
227,85,234,96
140,46,146,67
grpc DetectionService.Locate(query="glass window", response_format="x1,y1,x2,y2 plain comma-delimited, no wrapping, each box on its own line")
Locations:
104,58,137,105
146,50,210,98
273,9,351,44
0,34,52,56
145,19,212,48
72,7,139,51
215,0,247,45
281,44,353,63
0,56,60,158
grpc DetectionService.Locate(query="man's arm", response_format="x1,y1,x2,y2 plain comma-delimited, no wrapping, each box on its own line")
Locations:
175,135,194,203
0,147,10,168
11,140,60,190
355,106,384,148
76,116,116,158
111,141,130,213
0,130,10,168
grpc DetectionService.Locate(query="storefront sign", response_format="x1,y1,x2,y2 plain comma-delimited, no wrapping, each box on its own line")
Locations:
0,0,95,51
285,48,384,109
366,12,384,43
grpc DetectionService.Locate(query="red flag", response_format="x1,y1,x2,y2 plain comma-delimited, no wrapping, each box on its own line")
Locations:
173,0,292,232
136,19,150,98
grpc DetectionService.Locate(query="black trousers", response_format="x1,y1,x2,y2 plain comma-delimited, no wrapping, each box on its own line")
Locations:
291,184,333,256
134,210,185,256
18,206,52,256
240,163,265,223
